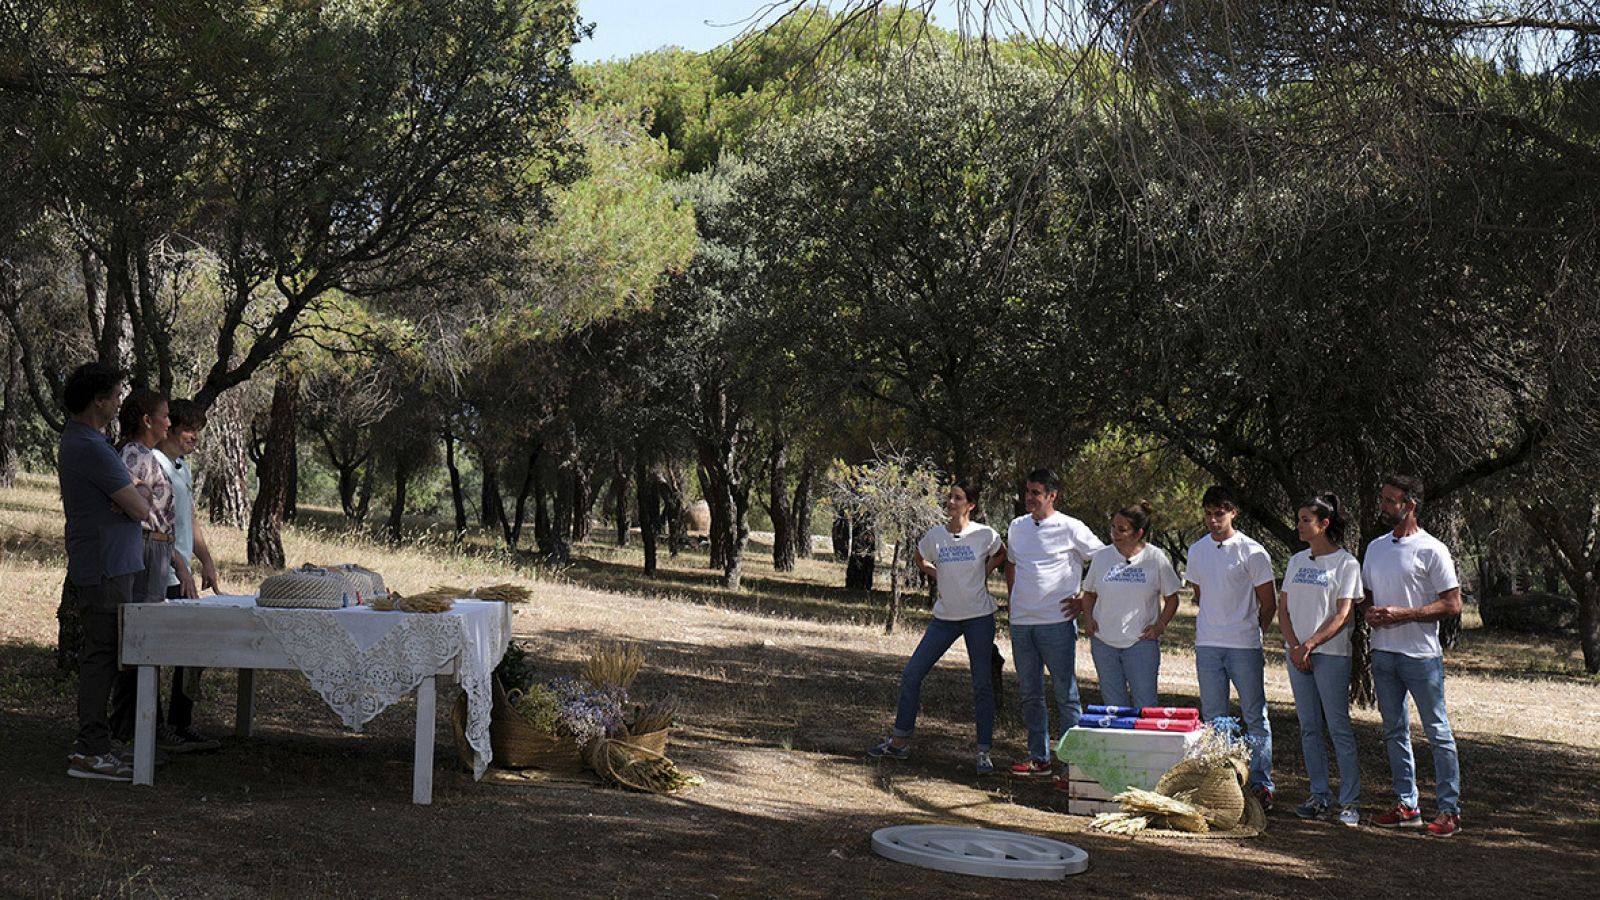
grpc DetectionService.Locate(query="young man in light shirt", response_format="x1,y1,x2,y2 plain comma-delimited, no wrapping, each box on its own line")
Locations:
1004,468,1104,779
1185,485,1278,810
1362,474,1463,837
151,398,224,753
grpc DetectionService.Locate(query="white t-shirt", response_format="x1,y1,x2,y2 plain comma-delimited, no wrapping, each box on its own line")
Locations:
916,522,1003,621
1185,531,1275,649
1083,544,1181,649
1361,529,1459,658
1280,548,1362,657
1006,512,1104,626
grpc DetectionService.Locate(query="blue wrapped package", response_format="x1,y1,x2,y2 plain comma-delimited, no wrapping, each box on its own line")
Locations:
1078,715,1141,729
1085,705,1141,717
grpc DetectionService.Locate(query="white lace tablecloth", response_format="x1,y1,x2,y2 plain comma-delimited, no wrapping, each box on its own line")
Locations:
169,595,511,779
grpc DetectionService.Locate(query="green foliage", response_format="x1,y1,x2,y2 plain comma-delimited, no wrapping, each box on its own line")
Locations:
825,449,946,551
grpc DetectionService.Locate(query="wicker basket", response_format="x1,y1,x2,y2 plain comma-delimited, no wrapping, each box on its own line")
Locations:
451,677,585,773
1155,758,1247,830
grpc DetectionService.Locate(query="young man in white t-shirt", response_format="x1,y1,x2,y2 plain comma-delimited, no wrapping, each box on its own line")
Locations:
1184,485,1277,809
1003,468,1104,777
1361,475,1463,837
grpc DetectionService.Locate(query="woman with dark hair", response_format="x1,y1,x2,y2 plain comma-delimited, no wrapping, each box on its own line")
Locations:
1278,492,1363,827
867,479,1005,775
110,388,195,741
1077,501,1181,710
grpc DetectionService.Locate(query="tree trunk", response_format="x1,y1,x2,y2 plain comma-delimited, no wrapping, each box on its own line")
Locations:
444,428,467,542
613,454,630,548
636,457,658,576
282,431,299,523
792,455,815,560
663,474,684,558
841,513,876,590
0,335,20,488
768,440,795,573
508,445,539,551
572,465,594,544
331,451,367,520
246,372,298,567
532,455,552,552
1579,583,1600,674
355,458,375,525
199,387,251,528
479,451,502,529
885,539,903,634
387,461,409,544
549,459,574,565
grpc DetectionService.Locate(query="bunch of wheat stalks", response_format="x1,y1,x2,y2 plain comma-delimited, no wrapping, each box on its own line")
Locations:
369,587,456,613
590,739,702,794
583,643,643,690
468,583,531,604
1090,788,1211,835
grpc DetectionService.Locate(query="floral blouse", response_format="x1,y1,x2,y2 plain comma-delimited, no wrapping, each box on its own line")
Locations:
120,442,175,535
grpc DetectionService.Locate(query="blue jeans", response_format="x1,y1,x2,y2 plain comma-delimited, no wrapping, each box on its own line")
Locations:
1012,621,1081,762
1371,650,1461,814
1285,653,1360,807
1196,645,1274,792
892,614,996,750
1089,637,1160,710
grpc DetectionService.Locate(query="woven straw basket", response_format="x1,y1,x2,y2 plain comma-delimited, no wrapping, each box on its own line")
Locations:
256,568,353,609
472,677,585,772
1155,757,1248,830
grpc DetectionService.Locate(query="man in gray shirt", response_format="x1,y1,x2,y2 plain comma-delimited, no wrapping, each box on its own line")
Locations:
58,362,150,781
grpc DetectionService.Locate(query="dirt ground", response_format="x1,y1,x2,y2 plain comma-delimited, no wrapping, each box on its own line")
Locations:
3,475,1599,898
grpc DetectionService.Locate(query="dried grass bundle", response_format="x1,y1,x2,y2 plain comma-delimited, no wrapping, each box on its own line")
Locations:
1089,812,1151,835
583,643,644,690
368,592,400,611
629,697,679,735
468,583,531,604
1112,787,1211,834
588,739,701,794
388,587,457,613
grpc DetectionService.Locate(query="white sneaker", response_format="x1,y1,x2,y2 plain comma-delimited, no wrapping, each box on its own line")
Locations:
1338,807,1360,828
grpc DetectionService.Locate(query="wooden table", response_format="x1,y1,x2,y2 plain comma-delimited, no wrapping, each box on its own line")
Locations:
119,599,507,804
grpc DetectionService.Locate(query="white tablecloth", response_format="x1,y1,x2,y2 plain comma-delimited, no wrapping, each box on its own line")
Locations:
168,595,511,779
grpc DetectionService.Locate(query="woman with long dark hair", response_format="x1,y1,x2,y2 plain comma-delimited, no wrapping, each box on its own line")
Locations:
867,479,1005,775
1278,492,1363,826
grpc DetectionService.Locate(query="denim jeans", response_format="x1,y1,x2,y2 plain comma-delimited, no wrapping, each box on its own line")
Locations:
1371,650,1461,814
892,613,996,750
1089,637,1161,710
1285,653,1360,807
1012,620,1081,762
1196,645,1274,792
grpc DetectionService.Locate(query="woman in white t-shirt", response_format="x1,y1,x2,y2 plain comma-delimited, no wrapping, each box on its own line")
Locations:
1277,492,1363,827
1078,501,1180,710
867,480,1005,775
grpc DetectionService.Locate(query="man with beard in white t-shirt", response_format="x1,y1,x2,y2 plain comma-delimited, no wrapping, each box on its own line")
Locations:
1003,468,1104,778
1362,474,1463,837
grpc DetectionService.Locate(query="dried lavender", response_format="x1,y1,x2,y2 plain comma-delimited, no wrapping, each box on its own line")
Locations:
548,676,627,746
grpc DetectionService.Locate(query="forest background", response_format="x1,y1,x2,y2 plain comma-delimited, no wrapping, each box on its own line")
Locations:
3,0,1599,676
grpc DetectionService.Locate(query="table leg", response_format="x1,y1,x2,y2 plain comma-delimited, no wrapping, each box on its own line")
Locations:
133,665,157,786
236,668,255,738
413,674,436,805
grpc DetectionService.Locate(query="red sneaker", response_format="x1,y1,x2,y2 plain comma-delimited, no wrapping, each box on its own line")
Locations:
1052,775,1071,792
1250,785,1275,813
1009,759,1053,777
1425,812,1461,837
1374,803,1423,828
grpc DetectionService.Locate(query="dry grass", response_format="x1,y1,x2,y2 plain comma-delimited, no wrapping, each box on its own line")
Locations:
4,471,1599,897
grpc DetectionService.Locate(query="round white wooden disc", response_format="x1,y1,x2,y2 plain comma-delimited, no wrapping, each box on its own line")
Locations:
870,825,1089,880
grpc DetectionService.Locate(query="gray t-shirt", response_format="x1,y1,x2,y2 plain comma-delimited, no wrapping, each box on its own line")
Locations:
58,420,143,585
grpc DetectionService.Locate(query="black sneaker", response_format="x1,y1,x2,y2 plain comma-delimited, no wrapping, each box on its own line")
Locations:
157,724,221,753
110,739,168,767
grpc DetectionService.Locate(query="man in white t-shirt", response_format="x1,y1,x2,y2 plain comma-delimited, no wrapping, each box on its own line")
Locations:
1184,485,1277,809
1003,468,1104,777
1362,474,1463,837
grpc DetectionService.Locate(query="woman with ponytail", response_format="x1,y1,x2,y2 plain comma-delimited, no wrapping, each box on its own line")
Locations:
1077,501,1181,710
1278,492,1363,826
